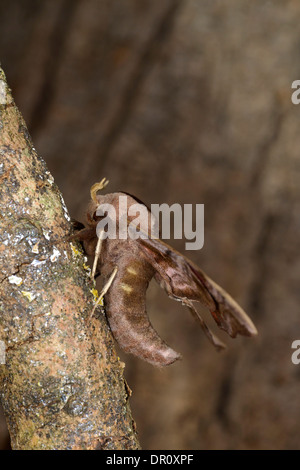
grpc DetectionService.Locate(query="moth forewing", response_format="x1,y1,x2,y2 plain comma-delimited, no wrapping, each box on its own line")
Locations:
137,236,257,341
196,273,258,337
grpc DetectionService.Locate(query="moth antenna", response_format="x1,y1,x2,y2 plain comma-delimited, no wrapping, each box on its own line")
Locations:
90,266,118,318
90,178,109,203
91,229,104,279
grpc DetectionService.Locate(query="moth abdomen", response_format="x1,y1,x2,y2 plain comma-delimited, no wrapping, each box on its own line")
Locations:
104,257,181,367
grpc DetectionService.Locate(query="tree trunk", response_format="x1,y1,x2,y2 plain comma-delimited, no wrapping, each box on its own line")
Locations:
0,66,140,450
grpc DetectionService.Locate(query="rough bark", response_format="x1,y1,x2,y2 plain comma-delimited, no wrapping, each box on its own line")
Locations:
0,67,139,450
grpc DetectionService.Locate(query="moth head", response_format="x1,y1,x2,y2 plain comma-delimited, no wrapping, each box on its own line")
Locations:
89,182,155,237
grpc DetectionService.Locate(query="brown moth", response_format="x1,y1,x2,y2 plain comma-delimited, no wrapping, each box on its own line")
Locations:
73,179,257,367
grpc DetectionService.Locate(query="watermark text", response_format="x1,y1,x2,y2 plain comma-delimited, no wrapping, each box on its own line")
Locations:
95,195,204,251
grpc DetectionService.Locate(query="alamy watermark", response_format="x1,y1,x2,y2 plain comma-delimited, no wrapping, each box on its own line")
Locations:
291,80,300,105
95,195,204,251
0,341,5,365
291,340,300,365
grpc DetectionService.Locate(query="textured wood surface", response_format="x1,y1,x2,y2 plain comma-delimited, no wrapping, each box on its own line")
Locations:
0,67,139,450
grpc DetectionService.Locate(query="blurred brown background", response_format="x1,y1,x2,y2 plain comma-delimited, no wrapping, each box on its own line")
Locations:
1,0,300,450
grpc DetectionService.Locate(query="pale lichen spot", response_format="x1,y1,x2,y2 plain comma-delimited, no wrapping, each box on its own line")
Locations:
8,275,23,286
0,79,13,105
83,263,91,276
90,288,99,301
90,288,104,306
42,229,51,241
0,80,7,105
21,291,36,302
70,243,81,257
50,247,61,262
46,172,54,186
31,259,46,267
59,194,71,222
32,242,39,254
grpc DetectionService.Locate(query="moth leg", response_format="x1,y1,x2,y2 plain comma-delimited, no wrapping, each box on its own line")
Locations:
70,218,85,232
90,177,109,203
185,300,226,351
91,229,104,279
90,266,118,318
